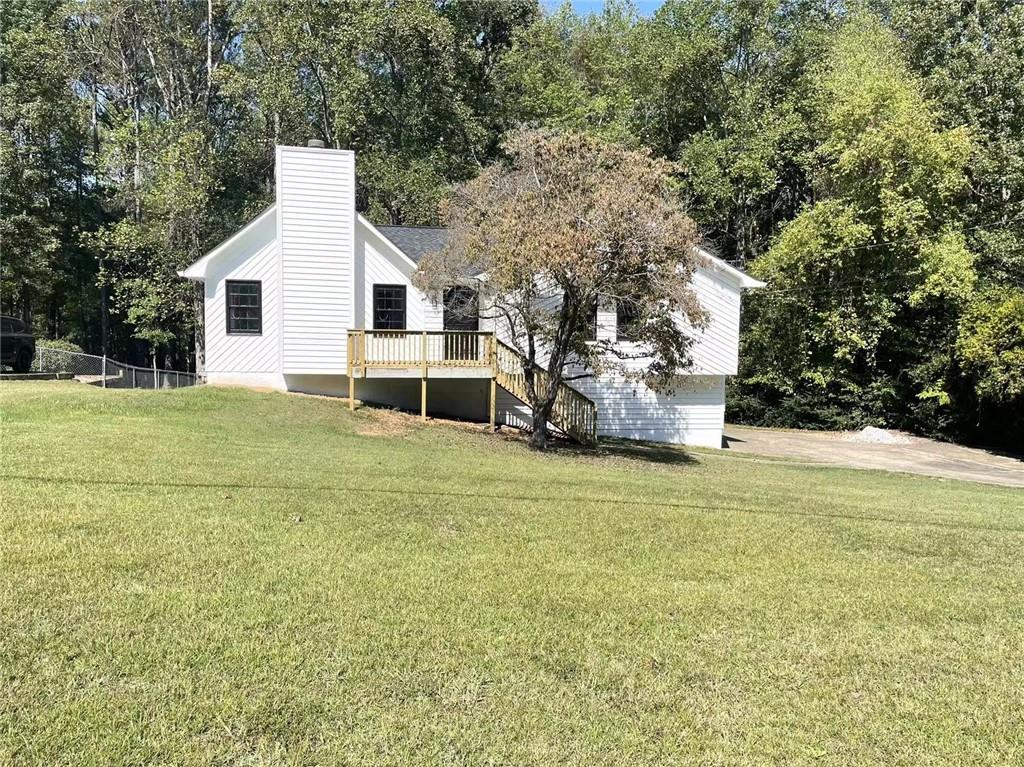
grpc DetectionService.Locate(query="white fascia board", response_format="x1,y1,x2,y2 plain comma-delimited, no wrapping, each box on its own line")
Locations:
357,214,421,272
178,204,277,280
695,245,766,289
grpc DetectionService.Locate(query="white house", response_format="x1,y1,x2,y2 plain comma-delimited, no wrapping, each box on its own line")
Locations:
180,144,763,448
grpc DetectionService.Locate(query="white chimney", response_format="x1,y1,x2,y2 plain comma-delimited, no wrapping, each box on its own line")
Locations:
275,144,355,374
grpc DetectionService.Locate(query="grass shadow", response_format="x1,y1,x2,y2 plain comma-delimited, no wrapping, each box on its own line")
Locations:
553,436,699,466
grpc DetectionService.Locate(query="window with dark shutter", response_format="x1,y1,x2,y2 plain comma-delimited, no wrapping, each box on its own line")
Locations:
373,285,406,330
226,280,262,335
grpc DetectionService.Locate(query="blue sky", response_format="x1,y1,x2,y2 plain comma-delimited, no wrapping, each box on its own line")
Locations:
541,1,667,17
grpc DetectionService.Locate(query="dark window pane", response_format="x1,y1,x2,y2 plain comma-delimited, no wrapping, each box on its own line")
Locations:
617,301,639,341
373,285,406,330
226,280,262,335
443,286,479,331
584,300,597,341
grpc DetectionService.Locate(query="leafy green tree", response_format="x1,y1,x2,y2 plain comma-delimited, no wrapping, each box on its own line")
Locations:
72,0,243,368
887,0,1024,287
0,0,91,334
236,0,536,225
953,289,1024,444
957,289,1024,403
737,13,977,433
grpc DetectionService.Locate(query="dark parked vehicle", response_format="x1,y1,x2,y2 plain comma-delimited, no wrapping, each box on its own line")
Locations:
1,315,35,373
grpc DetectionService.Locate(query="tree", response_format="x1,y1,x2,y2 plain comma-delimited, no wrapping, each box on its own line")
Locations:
954,288,1024,444
71,0,242,368
416,128,703,449
887,0,1024,287
0,0,92,336
235,0,535,225
735,12,976,434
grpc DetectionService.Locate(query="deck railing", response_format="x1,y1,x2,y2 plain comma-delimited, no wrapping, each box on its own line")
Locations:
346,329,597,445
349,329,492,370
493,340,597,445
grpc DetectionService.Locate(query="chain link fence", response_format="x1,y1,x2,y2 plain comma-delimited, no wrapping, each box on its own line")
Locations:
32,347,200,389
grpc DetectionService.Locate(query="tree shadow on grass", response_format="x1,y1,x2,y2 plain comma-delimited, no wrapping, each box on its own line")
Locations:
355,404,701,468
550,436,699,466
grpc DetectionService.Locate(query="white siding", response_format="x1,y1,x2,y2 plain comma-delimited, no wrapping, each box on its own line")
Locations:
496,375,725,448
575,374,725,447
687,265,741,375
203,210,281,379
277,146,355,373
488,268,740,447
358,223,442,331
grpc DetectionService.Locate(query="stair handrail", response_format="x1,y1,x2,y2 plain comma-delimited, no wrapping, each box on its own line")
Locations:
493,338,597,445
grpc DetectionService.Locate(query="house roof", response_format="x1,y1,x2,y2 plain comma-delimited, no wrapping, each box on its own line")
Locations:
694,245,766,289
374,225,449,263
181,208,764,291
372,225,764,289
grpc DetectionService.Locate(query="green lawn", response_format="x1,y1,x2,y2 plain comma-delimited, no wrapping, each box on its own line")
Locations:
2,382,1022,766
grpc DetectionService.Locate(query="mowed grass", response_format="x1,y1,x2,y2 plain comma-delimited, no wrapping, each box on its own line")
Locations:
1,382,1022,766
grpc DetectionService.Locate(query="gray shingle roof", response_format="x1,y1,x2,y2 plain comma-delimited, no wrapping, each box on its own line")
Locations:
375,225,449,263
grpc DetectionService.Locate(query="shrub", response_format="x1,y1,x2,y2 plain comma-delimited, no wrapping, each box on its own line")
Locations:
36,338,84,354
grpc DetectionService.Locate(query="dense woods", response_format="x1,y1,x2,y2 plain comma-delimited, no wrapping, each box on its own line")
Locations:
2,0,1022,448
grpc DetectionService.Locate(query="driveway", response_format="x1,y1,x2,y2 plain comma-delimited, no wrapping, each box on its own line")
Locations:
722,425,1024,488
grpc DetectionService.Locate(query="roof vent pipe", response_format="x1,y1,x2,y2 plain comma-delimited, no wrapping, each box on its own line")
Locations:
307,139,325,148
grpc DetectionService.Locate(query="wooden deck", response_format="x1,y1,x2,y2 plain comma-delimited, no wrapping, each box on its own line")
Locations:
346,330,597,445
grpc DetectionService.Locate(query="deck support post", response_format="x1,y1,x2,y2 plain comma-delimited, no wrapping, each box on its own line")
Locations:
421,331,428,422
347,332,357,411
489,377,496,432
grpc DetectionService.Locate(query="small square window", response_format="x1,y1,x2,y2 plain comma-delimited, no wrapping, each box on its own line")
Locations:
226,280,262,335
373,285,406,330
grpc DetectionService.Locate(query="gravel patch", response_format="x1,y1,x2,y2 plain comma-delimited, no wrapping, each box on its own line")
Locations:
841,426,914,445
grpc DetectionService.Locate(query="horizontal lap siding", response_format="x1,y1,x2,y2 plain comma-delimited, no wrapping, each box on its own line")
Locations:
575,374,726,446
687,266,741,375
278,146,355,374
496,376,724,446
360,226,442,331
205,211,279,374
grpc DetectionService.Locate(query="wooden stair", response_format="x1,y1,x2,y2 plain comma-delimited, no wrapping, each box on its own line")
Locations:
346,329,598,445
492,338,598,446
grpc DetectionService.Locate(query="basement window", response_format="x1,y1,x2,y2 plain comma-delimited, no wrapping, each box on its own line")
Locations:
226,280,262,335
373,285,406,330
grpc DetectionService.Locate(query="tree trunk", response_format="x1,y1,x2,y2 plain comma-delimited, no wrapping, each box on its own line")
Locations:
529,404,551,450
528,389,558,450
205,0,213,110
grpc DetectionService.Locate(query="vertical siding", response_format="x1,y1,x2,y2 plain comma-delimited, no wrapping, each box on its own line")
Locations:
359,224,442,331
204,211,280,375
277,146,355,373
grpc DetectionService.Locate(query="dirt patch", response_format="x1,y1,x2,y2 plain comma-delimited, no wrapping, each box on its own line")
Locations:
355,407,415,438
723,424,1024,488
